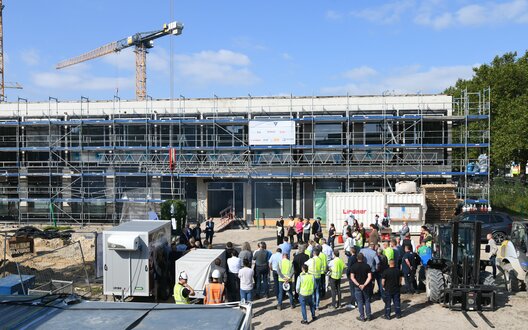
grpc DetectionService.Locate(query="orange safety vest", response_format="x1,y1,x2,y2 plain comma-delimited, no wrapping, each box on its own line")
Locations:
204,282,225,305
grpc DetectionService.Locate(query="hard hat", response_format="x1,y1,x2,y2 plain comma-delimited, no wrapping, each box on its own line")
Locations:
282,282,290,291
179,271,188,280
212,269,221,279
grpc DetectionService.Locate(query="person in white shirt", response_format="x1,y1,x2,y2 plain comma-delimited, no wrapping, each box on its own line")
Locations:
344,228,354,256
320,238,334,261
226,251,242,301
342,220,352,241
238,258,254,303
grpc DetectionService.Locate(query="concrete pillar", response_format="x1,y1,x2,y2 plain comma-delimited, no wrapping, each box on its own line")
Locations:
105,168,116,222
151,176,161,213
243,181,252,223
19,168,28,218
295,179,302,218
196,178,207,222
61,168,72,214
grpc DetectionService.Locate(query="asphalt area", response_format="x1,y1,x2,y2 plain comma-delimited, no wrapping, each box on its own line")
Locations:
212,227,528,330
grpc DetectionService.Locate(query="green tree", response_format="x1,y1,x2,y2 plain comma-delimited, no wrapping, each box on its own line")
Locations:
445,51,528,169
160,200,187,234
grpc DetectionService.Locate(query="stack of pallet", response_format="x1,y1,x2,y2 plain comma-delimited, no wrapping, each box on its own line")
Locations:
422,184,460,222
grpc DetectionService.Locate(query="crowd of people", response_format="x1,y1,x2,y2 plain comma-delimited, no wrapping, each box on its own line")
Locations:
174,215,437,326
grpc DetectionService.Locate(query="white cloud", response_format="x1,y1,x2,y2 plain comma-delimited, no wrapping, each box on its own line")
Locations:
351,0,414,24
20,49,40,66
232,37,267,51
343,66,378,80
101,47,169,73
32,64,134,91
321,64,476,95
416,0,528,29
282,53,293,61
174,49,259,86
325,10,343,20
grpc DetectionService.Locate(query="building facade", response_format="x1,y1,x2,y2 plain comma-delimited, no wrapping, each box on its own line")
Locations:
0,92,490,224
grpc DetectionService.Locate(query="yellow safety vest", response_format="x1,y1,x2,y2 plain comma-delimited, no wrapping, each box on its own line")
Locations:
299,272,315,296
319,253,327,275
173,283,190,304
308,256,322,278
330,258,345,280
279,259,293,282
305,248,311,257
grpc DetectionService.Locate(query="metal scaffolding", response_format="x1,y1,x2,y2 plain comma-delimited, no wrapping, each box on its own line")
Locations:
0,91,490,224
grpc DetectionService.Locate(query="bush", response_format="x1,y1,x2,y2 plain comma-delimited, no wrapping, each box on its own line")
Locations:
490,178,528,216
160,200,187,234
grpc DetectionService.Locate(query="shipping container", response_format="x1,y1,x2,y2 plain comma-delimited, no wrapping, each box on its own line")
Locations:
326,192,427,234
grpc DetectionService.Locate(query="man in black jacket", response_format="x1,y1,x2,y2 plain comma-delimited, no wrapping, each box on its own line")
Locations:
293,244,310,302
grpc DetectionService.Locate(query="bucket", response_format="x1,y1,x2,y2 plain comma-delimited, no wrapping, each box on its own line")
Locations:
337,235,343,244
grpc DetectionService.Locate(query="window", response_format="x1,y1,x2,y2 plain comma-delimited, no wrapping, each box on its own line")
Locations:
475,214,491,223
315,124,342,145
254,182,293,218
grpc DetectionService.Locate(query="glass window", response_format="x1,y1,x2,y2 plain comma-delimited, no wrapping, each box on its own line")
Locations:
475,214,491,224
254,182,293,218
315,124,342,145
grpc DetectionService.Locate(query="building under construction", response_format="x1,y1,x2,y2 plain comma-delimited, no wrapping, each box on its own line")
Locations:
0,90,490,224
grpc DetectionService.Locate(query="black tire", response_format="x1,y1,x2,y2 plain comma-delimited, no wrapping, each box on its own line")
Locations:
503,263,519,292
426,268,445,303
492,231,507,244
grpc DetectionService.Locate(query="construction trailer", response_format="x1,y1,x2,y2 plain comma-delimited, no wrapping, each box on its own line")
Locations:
0,91,490,225
103,220,171,299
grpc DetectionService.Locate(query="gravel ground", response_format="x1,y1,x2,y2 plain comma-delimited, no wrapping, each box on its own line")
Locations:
213,227,528,330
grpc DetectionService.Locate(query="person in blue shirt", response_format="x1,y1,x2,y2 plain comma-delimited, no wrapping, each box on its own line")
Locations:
269,248,283,298
279,237,292,259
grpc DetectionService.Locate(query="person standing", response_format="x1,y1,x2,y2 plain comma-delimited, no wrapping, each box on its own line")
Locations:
296,264,317,325
382,241,395,261
293,244,310,303
328,249,345,309
320,238,334,261
269,248,283,298
353,228,363,250
374,215,380,230
487,233,498,278
204,270,225,305
238,258,254,303
239,242,253,265
305,247,323,309
402,245,415,294
173,271,195,304
205,217,215,244
276,218,285,245
342,220,351,241
318,247,328,299
313,217,323,243
277,252,295,309
344,228,354,256
287,216,296,244
296,218,304,243
279,237,292,259
350,253,373,322
360,243,379,297
382,259,402,319
359,223,367,248
346,246,358,310
303,218,311,243
368,224,379,246
399,221,409,242
191,224,202,242
328,223,337,249
226,250,242,301
376,247,389,299
253,242,271,298
209,257,227,284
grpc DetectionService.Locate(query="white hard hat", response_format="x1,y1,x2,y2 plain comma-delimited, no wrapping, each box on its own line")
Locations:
212,269,221,279
282,282,290,291
179,271,188,280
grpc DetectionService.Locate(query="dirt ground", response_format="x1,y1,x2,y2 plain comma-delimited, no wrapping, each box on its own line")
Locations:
212,227,528,330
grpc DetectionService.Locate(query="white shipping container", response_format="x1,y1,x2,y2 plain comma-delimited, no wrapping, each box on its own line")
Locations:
326,192,426,235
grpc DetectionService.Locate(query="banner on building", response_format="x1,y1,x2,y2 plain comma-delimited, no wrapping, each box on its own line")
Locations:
248,120,296,145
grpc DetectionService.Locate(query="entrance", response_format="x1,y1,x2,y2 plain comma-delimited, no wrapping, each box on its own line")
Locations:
207,182,243,218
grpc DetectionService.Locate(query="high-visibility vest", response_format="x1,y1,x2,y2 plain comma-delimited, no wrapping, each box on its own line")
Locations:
354,232,363,247
204,282,224,305
173,283,190,304
383,247,395,261
305,248,311,257
319,253,328,275
279,259,293,282
299,272,315,296
308,256,322,278
330,258,345,280
424,233,433,248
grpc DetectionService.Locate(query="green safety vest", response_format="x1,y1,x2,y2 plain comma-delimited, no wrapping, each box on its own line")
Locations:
299,272,315,296
319,253,328,275
173,283,190,305
308,256,322,278
383,247,395,261
355,233,363,247
305,248,311,257
330,258,345,280
279,259,293,282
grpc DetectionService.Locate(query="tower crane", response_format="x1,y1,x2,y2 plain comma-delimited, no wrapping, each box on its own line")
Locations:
57,21,183,101
0,0,23,102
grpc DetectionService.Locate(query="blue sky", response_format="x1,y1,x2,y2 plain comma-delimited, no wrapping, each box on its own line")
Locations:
4,0,528,101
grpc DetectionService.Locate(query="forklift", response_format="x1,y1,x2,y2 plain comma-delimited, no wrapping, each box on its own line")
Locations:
425,221,496,312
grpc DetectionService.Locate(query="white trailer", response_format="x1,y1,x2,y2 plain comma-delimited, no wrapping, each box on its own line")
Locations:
103,220,171,298
326,192,427,234
175,249,226,299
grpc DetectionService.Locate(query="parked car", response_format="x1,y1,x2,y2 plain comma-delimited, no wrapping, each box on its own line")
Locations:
452,211,513,243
